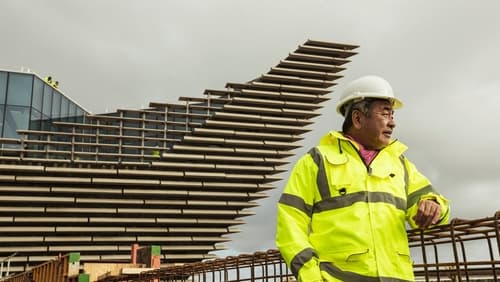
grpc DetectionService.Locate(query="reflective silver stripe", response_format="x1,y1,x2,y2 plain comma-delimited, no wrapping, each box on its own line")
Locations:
407,185,436,209
320,262,377,282
308,147,331,199
320,262,412,282
290,247,317,278
279,193,313,217
314,191,406,213
399,155,409,195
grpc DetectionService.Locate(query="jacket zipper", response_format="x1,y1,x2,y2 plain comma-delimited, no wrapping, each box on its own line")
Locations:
346,139,398,175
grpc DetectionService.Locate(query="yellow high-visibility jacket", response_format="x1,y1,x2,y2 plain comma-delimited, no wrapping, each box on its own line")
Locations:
276,131,449,282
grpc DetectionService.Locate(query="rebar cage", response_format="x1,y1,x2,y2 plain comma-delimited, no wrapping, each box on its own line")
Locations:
2,211,499,282
94,211,500,282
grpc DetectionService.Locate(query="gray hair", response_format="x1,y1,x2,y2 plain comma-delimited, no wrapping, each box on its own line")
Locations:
345,99,375,117
341,98,378,133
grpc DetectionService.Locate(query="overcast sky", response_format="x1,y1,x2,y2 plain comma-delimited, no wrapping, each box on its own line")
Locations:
1,0,499,257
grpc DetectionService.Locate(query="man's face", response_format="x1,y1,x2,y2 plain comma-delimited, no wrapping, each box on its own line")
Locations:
358,100,396,150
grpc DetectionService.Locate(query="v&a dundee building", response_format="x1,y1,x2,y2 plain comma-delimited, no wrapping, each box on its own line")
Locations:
0,40,358,273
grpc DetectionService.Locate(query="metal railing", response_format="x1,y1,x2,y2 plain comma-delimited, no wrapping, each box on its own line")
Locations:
0,253,16,280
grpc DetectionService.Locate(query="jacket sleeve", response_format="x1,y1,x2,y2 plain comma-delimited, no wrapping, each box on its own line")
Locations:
275,153,323,282
403,157,450,229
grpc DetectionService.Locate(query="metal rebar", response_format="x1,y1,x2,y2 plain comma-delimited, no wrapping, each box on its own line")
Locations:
449,218,462,281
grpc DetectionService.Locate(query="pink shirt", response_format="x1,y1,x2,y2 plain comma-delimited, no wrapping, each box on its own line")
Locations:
344,134,379,166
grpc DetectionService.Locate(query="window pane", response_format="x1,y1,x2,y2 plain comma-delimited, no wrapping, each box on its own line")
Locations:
0,72,7,105
76,108,85,123
6,73,33,106
69,103,77,122
3,105,30,138
32,78,44,111
52,91,61,119
41,114,51,131
0,105,4,137
42,85,53,117
30,108,42,131
0,72,6,138
60,96,69,118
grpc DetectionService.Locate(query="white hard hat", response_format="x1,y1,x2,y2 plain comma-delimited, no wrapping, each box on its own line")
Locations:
336,75,403,116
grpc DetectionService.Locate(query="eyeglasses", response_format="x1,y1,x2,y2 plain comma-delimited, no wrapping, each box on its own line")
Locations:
374,110,395,120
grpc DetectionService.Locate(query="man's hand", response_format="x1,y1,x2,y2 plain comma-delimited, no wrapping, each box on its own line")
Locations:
412,200,441,229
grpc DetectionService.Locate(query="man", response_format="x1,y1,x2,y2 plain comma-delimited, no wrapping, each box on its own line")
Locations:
275,75,449,282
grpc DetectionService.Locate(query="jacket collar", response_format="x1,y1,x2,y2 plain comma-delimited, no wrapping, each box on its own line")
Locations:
319,130,408,156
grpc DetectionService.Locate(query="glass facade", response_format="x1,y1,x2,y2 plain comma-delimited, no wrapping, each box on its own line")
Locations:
0,70,88,139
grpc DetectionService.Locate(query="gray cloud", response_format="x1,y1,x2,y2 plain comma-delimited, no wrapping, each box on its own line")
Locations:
1,0,499,257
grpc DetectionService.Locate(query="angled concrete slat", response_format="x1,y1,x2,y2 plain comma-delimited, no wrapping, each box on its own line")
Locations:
0,39,357,270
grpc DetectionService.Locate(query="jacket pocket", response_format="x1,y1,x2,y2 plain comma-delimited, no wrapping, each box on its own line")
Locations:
392,249,413,275
369,166,406,198
323,153,352,195
385,249,415,281
369,165,394,179
320,248,371,272
324,152,348,166
396,249,411,262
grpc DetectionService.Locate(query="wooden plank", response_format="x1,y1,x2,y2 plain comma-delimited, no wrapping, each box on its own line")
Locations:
84,262,144,282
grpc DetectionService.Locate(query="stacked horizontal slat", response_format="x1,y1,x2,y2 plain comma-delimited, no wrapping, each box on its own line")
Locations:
0,39,358,273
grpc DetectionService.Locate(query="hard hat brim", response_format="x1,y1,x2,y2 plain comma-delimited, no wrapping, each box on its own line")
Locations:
336,96,403,117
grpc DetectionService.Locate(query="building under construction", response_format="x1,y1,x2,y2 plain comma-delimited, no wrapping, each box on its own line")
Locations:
0,39,358,273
